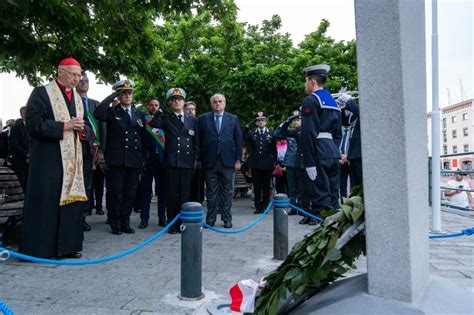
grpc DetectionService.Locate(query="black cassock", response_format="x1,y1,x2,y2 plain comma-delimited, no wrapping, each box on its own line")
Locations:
19,85,85,258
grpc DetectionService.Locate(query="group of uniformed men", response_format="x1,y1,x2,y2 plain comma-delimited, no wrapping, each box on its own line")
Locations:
17,57,360,259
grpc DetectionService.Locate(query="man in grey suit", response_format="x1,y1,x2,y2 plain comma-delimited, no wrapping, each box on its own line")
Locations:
198,94,243,228
76,72,106,230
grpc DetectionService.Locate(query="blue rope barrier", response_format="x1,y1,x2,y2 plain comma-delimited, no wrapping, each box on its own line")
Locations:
0,215,180,265
202,201,273,234
0,300,14,315
429,227,474,239
287,203,324,222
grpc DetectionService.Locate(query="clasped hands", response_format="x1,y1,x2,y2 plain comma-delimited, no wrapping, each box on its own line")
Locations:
64,116,85,132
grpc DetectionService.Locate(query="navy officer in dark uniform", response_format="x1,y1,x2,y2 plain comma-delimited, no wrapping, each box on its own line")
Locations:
94,79,147,235
244,112,276,214
149,88,199,234
300,64,342,219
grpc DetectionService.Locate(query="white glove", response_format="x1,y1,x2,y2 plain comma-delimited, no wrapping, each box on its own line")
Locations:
305,167,317,181
337,93,351,108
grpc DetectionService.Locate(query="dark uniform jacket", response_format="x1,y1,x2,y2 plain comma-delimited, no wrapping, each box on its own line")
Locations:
81,97,107,154
149,112,198,169
301,89,342,166
9,120,29,169
274,122,303,169
94,98,147,168
245,127,276,170
341,99,361,160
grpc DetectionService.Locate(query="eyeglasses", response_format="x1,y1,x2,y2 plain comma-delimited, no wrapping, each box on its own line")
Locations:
61,68,81,79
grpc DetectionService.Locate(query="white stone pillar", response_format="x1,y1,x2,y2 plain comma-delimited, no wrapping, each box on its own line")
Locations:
354,0,429,302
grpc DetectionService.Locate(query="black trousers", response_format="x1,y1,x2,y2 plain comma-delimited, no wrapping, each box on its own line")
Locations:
190,166,205,203
349,158,363,188
165,167,193,230
106,166,141,229
83,153,93,216
205,158,234,224
92,168,105,210
252,168,273,211
303,158,340,211
339,163,351,199
140,165,167,223
12,163,28,192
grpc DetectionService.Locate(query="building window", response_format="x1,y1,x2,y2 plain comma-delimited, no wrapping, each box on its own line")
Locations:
442,118,447,128
443,131,447,142
452,130,457,139
463,113,468,121
464,145,469,153
451,116,457,123
463,128,469,137
453,145,458,154
443,145,448,155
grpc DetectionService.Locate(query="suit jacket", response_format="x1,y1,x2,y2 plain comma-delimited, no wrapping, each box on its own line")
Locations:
81,97,107,155
149,112,198,169
9,119,29,169
94,96,147,168
197,112,242,169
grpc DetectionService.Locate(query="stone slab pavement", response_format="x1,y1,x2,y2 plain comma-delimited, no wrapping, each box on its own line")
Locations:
0,198,472,314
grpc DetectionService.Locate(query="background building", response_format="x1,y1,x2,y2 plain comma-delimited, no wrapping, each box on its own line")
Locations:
427,99,474,170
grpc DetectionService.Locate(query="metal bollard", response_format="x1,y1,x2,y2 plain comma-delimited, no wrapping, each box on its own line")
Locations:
273,194,289,261
179,202,205,300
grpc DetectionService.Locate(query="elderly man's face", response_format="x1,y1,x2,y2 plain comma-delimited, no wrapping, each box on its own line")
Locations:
211,95,226,113
58,65,82,89
147,100,160,115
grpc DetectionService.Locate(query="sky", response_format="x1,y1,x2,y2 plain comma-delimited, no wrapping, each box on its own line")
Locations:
0,0,472,122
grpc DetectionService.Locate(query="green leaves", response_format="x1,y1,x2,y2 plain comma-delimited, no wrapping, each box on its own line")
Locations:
255,186,365,314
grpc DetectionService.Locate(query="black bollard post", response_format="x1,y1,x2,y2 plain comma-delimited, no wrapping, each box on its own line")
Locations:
179,202,205,300
273,194,289,261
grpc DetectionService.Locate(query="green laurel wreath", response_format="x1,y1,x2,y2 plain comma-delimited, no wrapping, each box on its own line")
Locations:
254,186,366,314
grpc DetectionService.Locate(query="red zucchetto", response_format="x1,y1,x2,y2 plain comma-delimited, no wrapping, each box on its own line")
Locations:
58,57,81,67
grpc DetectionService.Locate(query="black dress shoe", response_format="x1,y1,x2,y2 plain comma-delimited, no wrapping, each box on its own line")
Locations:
223,221,233,229
112,229,122,235
138,222,148,229
307,218,318,226
299,217,309,225
122,226,135,234
158,219,167,227
168,227,178,234
60,252,82,259
82,219,91,232
96,208,105,215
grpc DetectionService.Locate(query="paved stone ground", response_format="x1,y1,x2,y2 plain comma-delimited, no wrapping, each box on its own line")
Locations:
0,198,472,314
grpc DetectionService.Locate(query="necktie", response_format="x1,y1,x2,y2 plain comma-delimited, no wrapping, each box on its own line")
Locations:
82,97,89,112
215,114,222,132
125,108,131,124
178,114,183,123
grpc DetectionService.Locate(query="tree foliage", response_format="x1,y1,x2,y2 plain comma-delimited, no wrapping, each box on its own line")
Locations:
0,0,232,84
1,1,357,124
